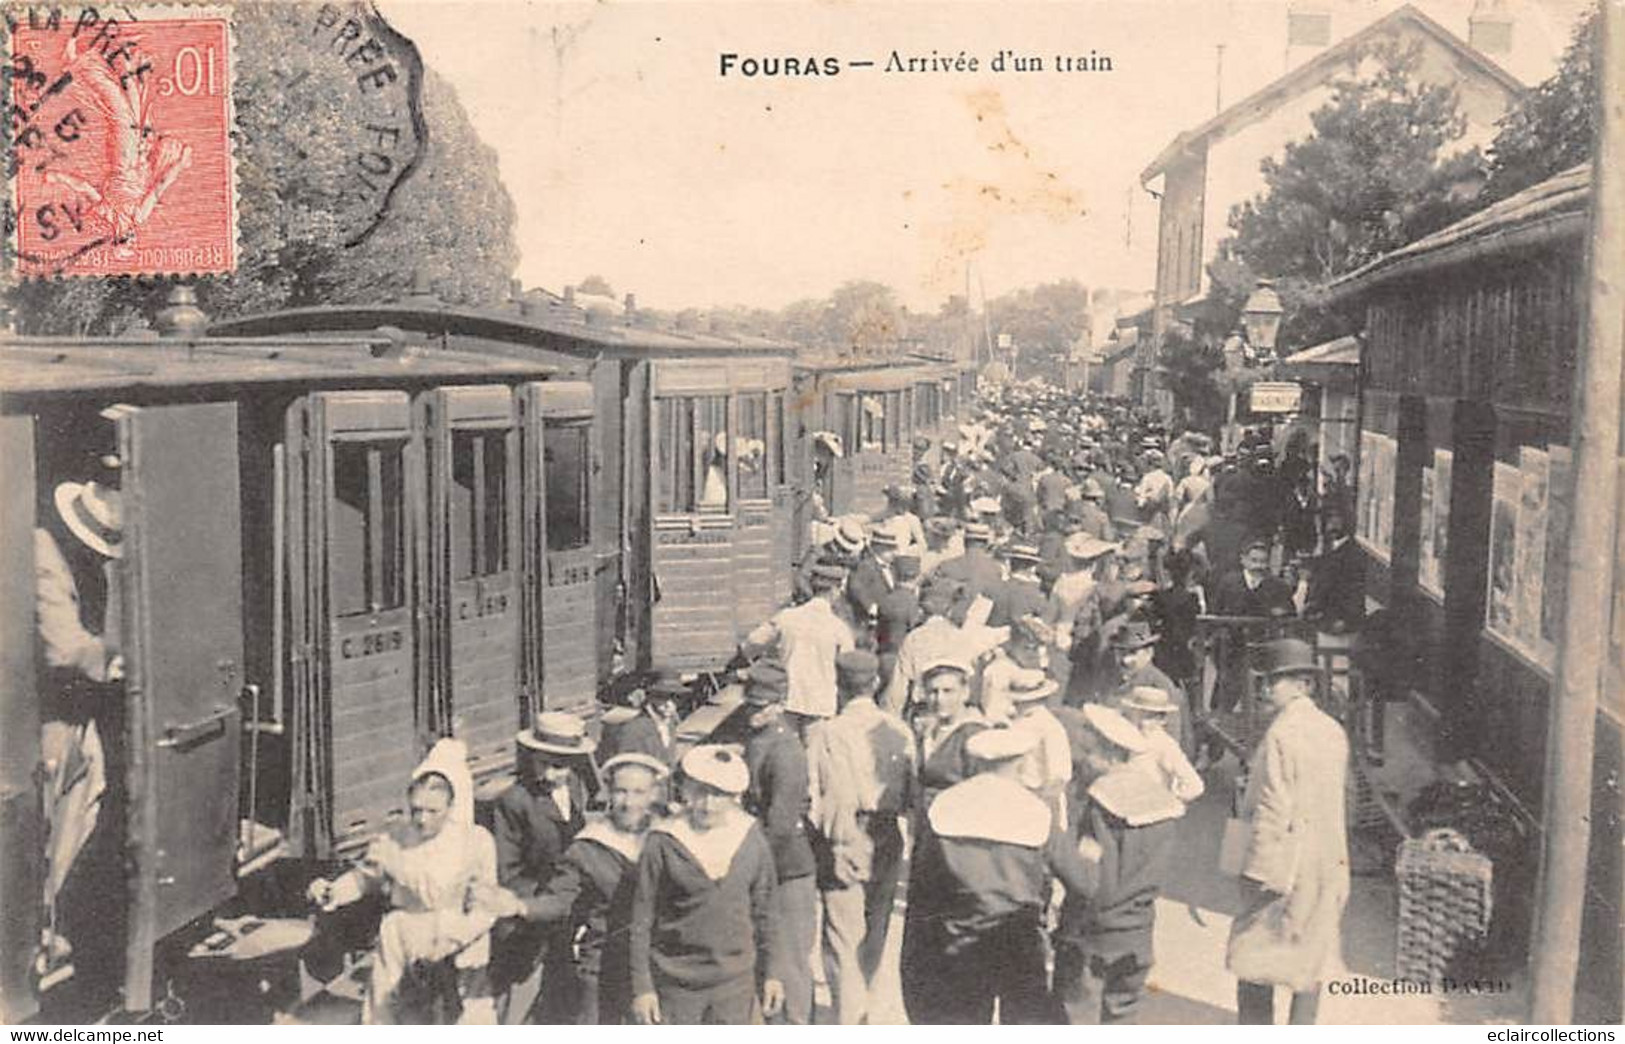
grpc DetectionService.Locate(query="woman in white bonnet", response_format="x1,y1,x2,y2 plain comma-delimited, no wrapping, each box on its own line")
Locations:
308,738,502,1024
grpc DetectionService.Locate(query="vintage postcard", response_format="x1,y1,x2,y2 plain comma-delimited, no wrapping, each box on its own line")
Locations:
0,0,1618,1031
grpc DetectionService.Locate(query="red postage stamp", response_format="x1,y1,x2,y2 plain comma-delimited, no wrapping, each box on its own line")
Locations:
7,7,235,277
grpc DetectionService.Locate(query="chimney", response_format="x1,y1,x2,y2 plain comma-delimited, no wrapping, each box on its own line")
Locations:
623,292,637,316
563,286,576,307
1469,0,1513,55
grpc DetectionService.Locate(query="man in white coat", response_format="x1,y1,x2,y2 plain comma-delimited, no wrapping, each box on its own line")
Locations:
1225,639,1350,1025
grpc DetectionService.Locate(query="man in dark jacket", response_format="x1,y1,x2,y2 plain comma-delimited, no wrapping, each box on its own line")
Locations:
874,553,922,691
603,669,685,772
935,522,1004,618
498,753,668,1023
988,543,1048,628
901,727,1096,1025
491,713,594,1022
847,528,900,633
1305,513,1364,632
740,661,817,1024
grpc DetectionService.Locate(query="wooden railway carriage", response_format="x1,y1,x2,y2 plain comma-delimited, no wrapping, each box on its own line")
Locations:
0,323,568,1019
791,356,955,527
212,294,798,674
1328,165,1620,1015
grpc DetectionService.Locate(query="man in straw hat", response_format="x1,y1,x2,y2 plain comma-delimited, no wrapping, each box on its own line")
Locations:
739,661,817,1024
490,712,595,1021
846,525,900,632
490,752,669,1023
1006,667,1072,827
743,561,856,724
1227,639,1349,1026
935,519,1004,620
900,726,1096,1025
1052,705,1182,1025
35,475,127,993
806,650,915,1025
1102,619,1195,759
308,738,503,1023
1046,533,1117,698
630,745,787,1025
793,516,865,602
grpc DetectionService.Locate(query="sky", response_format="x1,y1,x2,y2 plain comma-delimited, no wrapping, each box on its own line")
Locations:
381,0,1587,313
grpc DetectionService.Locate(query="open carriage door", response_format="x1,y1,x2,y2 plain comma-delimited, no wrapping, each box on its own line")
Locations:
0,417,40,1023
590,361,622,691
111,402,244,1011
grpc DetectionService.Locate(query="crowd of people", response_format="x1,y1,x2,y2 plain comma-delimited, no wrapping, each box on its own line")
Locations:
313,383,1367,1026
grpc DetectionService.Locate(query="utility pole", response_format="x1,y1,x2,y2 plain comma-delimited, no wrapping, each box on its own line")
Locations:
1215,43,1226,114
1528,0,1623,1023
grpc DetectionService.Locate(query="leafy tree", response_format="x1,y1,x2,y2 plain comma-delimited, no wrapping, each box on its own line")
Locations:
1158,327,1228,432
824,280,905,356
576,275,615,298
1211,40,1484,351
6,2,517,334
1482,4,1599,203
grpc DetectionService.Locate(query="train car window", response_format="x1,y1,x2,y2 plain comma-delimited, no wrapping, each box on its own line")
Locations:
771,391,786,487
695,395,729,512
859,393,885,454
656,396,730,514
737,392,769,501
544,421,591,551
332,440,407,617
835,393,856,456
451,431,509,578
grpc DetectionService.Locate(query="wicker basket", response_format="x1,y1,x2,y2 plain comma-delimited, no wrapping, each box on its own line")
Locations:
1395,828,1494,985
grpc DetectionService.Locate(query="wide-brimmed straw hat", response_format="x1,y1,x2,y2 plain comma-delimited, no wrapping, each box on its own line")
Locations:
518,711,597,756
1120,685,1178,715
55,481,123,559
1008,669,1059,704
1065,533,1118,560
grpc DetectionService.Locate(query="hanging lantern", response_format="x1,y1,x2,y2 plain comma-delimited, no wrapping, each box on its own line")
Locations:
1242,278,1284,355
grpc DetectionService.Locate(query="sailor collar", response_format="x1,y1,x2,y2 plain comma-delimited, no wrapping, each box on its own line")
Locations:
575,813,646,864
651,810,756,881
928,773,1049,848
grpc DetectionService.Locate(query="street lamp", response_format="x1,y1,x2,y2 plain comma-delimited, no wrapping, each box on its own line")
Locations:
1242,278,1284,359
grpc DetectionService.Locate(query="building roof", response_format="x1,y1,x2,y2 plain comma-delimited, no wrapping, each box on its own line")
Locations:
211,297,797,359
0,335,558,397
1327,163,1588,302
1140,4,1525,184
1281,334,1360,366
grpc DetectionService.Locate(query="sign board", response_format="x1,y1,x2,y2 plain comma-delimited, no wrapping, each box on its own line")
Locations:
1249,381,1303,413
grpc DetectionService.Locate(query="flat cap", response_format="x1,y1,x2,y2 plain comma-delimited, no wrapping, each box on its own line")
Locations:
836,649,880,692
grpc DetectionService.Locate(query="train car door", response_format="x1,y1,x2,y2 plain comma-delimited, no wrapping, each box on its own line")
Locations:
769,387,793,606
425,387,520,783
589,362,622,689
109,402,244,1009
649,361,737,668
0,416,40,1023
519,381,597,713
733,366,780,634
288,392,419,855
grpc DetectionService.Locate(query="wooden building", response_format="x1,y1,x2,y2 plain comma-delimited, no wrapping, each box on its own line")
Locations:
1329,164,1620,1016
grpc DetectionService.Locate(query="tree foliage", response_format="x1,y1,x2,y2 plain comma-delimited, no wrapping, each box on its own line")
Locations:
6,2,518,334
1211,41,1484,350
1482,4,1599,203
1158,327,1227,432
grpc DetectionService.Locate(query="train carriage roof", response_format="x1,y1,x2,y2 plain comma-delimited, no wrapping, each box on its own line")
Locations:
0,335,559,398
209,299,798,361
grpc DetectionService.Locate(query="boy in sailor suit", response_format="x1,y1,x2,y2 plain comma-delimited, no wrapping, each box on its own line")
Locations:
629,746,787,1025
